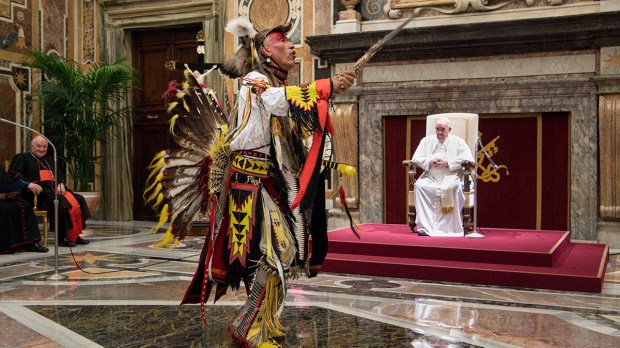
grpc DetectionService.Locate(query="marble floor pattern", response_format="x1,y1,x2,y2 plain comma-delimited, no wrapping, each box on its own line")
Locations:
0,221,618,348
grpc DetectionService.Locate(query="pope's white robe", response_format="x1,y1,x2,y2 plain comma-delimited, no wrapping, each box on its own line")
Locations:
412,134,474,237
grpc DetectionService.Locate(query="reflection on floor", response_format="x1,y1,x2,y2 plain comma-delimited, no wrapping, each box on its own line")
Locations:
0,221,618,348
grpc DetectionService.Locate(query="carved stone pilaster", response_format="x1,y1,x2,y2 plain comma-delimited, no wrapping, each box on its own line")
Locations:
331,95,360,209
598,93,620,220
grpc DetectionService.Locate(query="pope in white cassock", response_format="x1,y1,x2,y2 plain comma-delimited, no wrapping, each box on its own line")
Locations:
412,117,475,237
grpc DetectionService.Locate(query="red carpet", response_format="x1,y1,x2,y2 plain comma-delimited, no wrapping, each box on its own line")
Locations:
321,224,608,293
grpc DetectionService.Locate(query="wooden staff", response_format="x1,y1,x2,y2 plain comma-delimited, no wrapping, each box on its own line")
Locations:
352,15,416,74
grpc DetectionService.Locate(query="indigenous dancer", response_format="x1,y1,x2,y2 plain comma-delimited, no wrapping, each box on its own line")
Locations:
144,18,356,347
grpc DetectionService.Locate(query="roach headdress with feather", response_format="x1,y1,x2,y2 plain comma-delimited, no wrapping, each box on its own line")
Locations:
219,17,292,79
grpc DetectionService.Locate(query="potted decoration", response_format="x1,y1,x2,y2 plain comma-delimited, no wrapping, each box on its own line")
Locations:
25,50,137,194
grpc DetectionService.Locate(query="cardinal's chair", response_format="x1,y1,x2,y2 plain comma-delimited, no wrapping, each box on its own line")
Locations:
33,195,49,247
402,113,478,234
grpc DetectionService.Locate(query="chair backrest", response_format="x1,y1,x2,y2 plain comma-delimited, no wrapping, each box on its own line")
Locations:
426,113,479,155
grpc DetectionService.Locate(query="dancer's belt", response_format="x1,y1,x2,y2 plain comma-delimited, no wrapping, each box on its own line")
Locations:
231,151,272,176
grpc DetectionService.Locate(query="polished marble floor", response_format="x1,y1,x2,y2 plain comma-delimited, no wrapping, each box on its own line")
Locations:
0,221,618,347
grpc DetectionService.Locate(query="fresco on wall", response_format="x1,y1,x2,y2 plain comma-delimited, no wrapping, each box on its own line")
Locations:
0,0,32,53
42,0,66,55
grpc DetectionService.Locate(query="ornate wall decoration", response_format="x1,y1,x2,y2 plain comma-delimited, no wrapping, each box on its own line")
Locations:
0,0,26,22
82,0,95,64
358,0,573,21
11,64,29,92
0,0,31,53
388,0,545,17
238,0,302,46
601,47,620,75
476,131,509,183
361,0,387,20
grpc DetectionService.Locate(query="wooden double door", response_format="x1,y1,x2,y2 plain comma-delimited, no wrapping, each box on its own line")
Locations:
131,25,202,220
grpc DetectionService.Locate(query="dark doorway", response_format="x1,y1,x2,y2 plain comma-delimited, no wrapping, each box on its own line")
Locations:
131,25,202,220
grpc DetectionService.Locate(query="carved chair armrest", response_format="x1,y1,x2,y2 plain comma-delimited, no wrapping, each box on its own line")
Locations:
460,160,474,171
402,160,419,190
460,160,475,192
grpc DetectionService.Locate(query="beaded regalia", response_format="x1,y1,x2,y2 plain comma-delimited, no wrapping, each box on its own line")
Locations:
144,17,357,348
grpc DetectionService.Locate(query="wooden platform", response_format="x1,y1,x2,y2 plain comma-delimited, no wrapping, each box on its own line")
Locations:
321,224,609,293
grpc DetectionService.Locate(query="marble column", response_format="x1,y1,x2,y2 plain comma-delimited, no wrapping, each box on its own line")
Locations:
99,26,133,221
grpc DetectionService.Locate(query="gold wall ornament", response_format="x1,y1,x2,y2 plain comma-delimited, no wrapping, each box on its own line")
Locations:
476,133,509,183
196,30,205,55
239,0,302,46
164,60,176,71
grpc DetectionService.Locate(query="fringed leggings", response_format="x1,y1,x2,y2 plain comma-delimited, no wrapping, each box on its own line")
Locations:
229,269,285,347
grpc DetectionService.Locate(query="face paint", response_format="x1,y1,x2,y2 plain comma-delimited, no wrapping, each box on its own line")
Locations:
262,31,296,71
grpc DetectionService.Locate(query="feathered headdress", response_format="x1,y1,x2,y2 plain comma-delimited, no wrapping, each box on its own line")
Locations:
219,17,292,79
224,17,257,38
219,17,256,79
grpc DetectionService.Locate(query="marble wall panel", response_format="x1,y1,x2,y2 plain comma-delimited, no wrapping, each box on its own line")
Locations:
42,0,66,55
362,54,596,83
314,0,332,35
82,0,95,63
356,77,598,240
